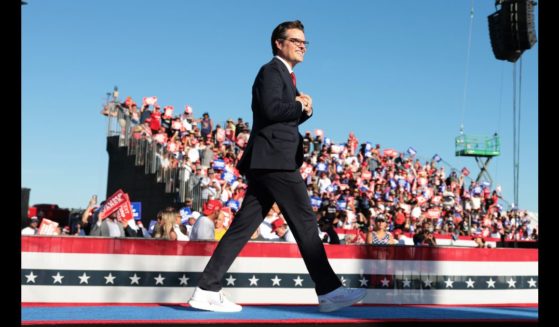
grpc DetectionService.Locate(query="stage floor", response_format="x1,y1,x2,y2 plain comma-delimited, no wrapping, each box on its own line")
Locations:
21,304,538,325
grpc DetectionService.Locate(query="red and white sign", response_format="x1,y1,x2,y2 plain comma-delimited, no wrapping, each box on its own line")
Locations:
164,106,174,118
143,96,158,106
383,149,399,158
115,193,134,223
426,208,442,219
184,105,193,115
38,218,59,236
99,189,127,220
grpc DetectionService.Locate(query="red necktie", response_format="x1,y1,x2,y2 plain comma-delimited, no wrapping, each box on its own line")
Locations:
290,72,296,87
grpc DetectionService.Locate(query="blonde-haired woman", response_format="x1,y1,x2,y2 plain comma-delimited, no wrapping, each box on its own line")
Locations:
154,208,178,240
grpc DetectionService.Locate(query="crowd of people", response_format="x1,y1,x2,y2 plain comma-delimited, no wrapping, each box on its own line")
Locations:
22,95,538,247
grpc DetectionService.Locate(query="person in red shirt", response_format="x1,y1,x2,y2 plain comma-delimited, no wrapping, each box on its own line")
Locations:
149,105,162,134
393,207,407,231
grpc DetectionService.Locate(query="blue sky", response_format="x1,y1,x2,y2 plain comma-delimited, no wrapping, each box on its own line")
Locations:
22,0,538,213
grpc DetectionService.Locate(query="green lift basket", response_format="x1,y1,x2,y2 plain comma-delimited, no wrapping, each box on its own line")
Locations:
455,133,500,184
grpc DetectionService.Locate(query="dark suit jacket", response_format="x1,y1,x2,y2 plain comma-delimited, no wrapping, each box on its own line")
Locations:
237,57,312,175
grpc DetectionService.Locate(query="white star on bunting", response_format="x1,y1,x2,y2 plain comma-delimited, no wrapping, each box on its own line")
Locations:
271,275,282,286
78,273,90,284
154,274,165,285
359,276,368,287
486,278,496,288
25,272,37,283
423,278,433,288
380,277,390,287
340,276,347,286
465,278,475,288
178,274,189,286
402,277,411,288
506,278,516,288
226,275,236,286
52,272,64,284
249,275,259,286
527,278,537,288
444,278,454,288
104,273,116,284
293,276,304,287
129,273,141,285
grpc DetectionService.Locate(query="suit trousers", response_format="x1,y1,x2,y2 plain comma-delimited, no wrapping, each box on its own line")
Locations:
197,169,342,296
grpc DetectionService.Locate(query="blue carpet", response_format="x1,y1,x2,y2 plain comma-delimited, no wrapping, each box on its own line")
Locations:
22,305,538,324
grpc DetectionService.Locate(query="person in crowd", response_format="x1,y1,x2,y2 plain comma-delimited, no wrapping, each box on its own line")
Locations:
214,210,228,241
257,205,282,241
80,195,99,235
190,202,221,241
133,219,152,238
71,221,86,236
413,220,437,246
149,105,162,135
179,198,193,222
153,208,177,240
90,211,137,238
317,199,340,244
200,112,213,141
21,217,39,235
366,215,395,245
184,211,201,236
270,218,296,243
472,233,487,248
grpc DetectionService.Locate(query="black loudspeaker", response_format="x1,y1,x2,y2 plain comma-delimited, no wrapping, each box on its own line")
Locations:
488,0,537,62
515,0,537,50
488,10,521,62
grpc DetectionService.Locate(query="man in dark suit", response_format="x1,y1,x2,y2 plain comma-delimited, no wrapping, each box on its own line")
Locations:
188,20,366,313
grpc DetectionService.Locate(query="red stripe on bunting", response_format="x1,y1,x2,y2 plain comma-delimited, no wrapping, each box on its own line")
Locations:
21,236,537,261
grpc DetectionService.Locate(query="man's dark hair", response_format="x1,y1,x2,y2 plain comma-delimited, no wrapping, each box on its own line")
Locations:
271,20,304,55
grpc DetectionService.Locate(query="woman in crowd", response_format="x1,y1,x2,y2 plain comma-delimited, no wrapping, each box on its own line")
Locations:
366,214,395,245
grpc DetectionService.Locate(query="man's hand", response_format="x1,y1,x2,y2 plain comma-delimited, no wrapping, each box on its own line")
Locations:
299,92,313,109
296,92,313,115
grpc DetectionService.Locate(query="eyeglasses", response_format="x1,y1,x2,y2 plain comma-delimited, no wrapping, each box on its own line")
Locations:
281,38,309,47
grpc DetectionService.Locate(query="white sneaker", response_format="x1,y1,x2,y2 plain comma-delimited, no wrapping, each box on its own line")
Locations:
188,287,242,312
318,286,367,312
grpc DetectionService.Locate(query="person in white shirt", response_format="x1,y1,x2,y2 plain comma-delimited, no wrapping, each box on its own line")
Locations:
259,211,281,241
21,217,39,235
190,208,219,241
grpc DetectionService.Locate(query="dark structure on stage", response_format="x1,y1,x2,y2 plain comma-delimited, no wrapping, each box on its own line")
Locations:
105,135,178,226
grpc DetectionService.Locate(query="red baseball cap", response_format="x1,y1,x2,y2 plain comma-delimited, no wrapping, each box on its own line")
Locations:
271,218,286,232
203,199,222,216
